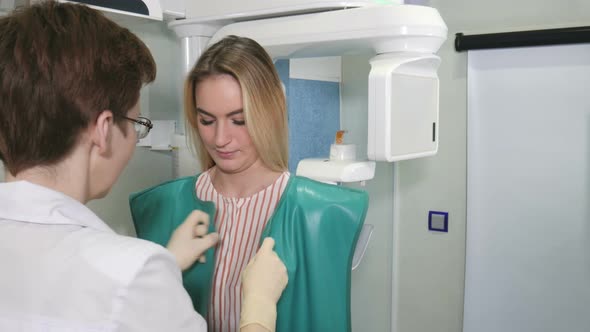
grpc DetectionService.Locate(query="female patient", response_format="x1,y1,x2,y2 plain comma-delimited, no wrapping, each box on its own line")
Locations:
131,35,368,332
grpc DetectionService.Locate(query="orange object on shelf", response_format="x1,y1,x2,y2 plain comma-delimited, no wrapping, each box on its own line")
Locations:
335,130,347,144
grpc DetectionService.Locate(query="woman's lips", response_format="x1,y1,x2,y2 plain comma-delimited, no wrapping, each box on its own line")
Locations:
216,150,235,159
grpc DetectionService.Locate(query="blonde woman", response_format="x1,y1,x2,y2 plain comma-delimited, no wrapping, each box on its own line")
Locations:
131,35,369,332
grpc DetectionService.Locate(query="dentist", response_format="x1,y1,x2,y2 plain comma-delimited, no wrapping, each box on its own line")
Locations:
0,1,287,332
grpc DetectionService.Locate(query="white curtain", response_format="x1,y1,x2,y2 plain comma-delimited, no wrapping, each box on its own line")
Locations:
464,43,590,332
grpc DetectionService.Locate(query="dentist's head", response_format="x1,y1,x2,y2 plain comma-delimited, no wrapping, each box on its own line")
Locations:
0,0,156,202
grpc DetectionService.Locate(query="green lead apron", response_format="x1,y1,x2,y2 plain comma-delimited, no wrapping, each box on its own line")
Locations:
129,175,369,332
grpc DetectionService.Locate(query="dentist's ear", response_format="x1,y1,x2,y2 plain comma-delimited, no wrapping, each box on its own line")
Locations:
92,110,114,155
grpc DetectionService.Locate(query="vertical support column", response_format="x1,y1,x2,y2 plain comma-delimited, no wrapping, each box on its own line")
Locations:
179,35,213,75
168,21,223,73
167,21,222,172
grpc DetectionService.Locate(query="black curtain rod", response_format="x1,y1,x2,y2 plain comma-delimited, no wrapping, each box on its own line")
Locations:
455,26,590,52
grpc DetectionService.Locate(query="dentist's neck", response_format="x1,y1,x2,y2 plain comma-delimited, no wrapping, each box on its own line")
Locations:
5,148,92,204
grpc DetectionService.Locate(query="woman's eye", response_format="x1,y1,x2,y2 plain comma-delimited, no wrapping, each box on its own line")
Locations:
199,118,214,126
232,119,246,126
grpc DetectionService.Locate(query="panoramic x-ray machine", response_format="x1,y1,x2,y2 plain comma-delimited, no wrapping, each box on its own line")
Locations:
167,0,448,185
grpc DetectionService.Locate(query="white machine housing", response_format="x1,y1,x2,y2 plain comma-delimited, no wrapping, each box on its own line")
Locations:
168,1,447,163
296,143,376,184
41,0,398,22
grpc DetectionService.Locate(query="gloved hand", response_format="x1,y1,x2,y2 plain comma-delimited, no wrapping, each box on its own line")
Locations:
166,210,219,271
240,237,288,332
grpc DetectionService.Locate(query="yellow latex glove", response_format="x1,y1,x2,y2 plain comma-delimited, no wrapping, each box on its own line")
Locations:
240,237,288,332
166,210,219,271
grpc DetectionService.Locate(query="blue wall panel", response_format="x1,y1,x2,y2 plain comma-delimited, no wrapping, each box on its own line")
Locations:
275,60,340,172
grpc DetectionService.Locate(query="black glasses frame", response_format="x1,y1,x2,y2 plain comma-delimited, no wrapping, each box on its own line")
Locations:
121,116,153,139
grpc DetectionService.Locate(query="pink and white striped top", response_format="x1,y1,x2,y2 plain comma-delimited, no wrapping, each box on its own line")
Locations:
195,169,290,332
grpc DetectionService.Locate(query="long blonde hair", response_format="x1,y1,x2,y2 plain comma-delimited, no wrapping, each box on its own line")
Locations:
184,35,288,172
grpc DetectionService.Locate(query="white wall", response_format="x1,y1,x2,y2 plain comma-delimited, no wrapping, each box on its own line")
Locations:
388,1,590,332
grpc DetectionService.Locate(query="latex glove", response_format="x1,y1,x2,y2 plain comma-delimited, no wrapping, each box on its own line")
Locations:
166,210,219,271
240,237,288,332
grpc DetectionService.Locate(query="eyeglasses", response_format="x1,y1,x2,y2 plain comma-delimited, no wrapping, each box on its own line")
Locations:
122,116,153,139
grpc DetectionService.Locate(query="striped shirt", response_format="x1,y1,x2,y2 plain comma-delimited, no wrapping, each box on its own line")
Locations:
195,170,290,332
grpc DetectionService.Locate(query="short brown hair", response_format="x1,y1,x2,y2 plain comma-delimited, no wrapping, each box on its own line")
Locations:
0,1,156,175
184,35,288,172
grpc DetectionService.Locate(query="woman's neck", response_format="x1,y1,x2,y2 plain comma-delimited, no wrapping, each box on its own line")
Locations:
210,162,284,198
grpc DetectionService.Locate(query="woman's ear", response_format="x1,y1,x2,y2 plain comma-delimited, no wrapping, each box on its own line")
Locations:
92,110,114,155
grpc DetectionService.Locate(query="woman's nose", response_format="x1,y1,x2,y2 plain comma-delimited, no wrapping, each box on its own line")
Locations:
214,122,231,147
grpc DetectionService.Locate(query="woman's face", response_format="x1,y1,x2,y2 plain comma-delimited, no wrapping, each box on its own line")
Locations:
195,74,260,174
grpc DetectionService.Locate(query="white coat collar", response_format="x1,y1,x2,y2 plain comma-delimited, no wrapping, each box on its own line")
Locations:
0,181,114,233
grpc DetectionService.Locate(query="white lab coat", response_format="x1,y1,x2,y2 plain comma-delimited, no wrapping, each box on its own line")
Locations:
0,181,207,332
